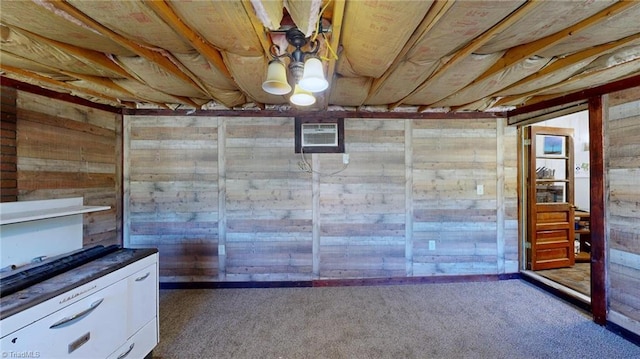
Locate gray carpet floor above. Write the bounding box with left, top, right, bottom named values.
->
left=154, top=279, right=639, bottom=359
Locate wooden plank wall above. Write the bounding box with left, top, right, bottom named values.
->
left=124, top=115, right=518, bottom=282
left=125, top=116, right=220, bottom=281
left=319, top=120, right=406, bottom=278
left=1, top=86, right=18, bottom=202
left=606, top=86, right=640, bottom=334
left=15, top=91, right=121, bottom=247
left=225, top=117, right=312, bottom=280
left=412, top=120, right=500, bottom=275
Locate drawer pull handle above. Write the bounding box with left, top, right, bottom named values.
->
left=50, top=298, right=104, bottom=329
left=117, top=343, right=135, bottom=359
left=135, top=272, right=150, bottom=281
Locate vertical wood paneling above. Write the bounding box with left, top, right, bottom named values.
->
left=126, top=116, right=219, bottom=281
left=319, top=120, right=406, bottom=278
left=606, top=86, right=640, bottom=332
left=122, top=115, right=519, bottom=282
left=1, top=86, right=18, bottom=202
left=225, top=117, right=313, bottom=280
left=15, top=91, right=120, bottom=246
left=496, top=118, right=506, bottom=274
left=312, top=154, right=321, bottom=276
left=218, top=119, right=227, bottom=279
left=412, top=120, right=499, bottom=275
left=405, top=119, right=414, bottom=276
left=504, top=123, right=519, bottom=273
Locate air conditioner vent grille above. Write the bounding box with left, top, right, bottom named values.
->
left=302, top=123, right=338, bottom=147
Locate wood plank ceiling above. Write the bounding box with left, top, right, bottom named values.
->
left=1, top=0, right=639, bottom=113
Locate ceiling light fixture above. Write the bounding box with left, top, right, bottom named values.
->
left=262, top=27, right=328, bottom=107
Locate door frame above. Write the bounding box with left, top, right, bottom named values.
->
left=512, top=97, right=606, bottom=324
left=525, top=126, right=576, bottom=271
left=588, top=96, right=606, bottom=325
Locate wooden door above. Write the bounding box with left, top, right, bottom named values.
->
left=526, top=126, right=575, bottom=270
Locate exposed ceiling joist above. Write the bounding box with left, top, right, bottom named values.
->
left=5, top=26, right=204, bottom=109
left=45, top=0, right=211, bottom=99
left=321, top=0, right=346, bottom=109
left=144, top=0, right=232, bottom=80
left=498, top=58, right=640, bottom=107
left=1, top=1, right=637, bottom=113
left=241, top=0, right=276, bottom=59
left=237, top=0, right=279, bottom=109
left=12, top=27, right=135, bottom=81
left=489, top=33, right=640, bottom=108
left=392, top=1, right=543, bottom=111
left=1, top=52, right=136, bottom=98
left=445, top=0, right=637, bottom=110
left=0, top=64, right=127, bottom=107
left=363, top=0, right=455, bottom=105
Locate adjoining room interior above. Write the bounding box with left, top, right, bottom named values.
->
left=1, top=1, right=640, bottom=357
left=521, top=110, right=593, bottom=299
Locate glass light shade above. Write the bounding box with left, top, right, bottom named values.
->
left=262, top=60, right=292, bottom=95
left=290, top=85, right=316, bottom=106
left=299, top=57, right=328, bottom=92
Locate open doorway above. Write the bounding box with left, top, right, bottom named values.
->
left=519, top=110, right=591, bottom=303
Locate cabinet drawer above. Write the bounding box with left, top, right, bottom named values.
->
left=107, top=318, right=158, bottom=359
left=127, top=263, right=157, bottom=336
left=1, top=280, right=127, bottom=358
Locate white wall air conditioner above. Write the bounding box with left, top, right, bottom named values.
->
left=301, top=123, right=338, bottom=147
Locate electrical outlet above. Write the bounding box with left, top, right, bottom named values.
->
left=477, top=184, right=484, bottom=195
left=429, top=240, right=436, bottom=251
left=342, top=153, right=350, bottom=164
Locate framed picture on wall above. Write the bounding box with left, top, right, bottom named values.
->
left=543, top=135, right=564, bottom=155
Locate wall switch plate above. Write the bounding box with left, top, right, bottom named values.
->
left=477, top=184, right=484, bottom=195
left=428, top=240, right=436, bottom=251
left=343, top=153, right=350, bottom=164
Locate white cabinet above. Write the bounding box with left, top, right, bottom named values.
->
left=1, top=280, right=127, bottom=358
left=0, top=198, right=157, bottom=359
left=127, top=264, right=157, bottom=337
left=107, top=318, right=158, bottom=359
left=0, top=253, right=159, bottom=359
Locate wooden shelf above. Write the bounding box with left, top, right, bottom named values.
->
left=1, top=197, right=111, bottom=268
left=0, top=205, right=110, bottom=225
left=537, top=155, right=569, bottom=160
left=536, top=179, right=569, bottom=183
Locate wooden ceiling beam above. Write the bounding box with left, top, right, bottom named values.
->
left=12, top=27, right=136, bottom=81
left=237, top=0, right=278, bottom=110
left=321, top=0, right=346, bottom=109
left=391, top=0, right=543, bottom=111
left=45, top=1, right=210, bottom=99
left=0, top=64, right=125, bottom=106
left=363, top=0, right=455, bottom=105
left=3, top=26, right=201, bottom=109
left=467, top=33, right=640, bottom=110
left=449, top=0, right=636, bottom=111
left=144, top=0, right=232, bottom=79
left=496, top=58, right=640, bottom=108
left=241, top=0, right=277, bottom=59
left=59, top=69, right=200, bottom=108
left=1, top=51, right=135, bottom=98
left=507, top=73, right=640, bottom=118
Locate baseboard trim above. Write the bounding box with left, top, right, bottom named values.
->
left=606, top=320, right=640, bottom=346
left=520, top=270, right=591, bottom=312
left=160, top=273, right=521, bottom=289
left=160, top=281, right=312, bottom=289
left=313, top=273, right=520, bottom=287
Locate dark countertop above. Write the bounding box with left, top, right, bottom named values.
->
left=0, top=248, right=157, bottom=320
